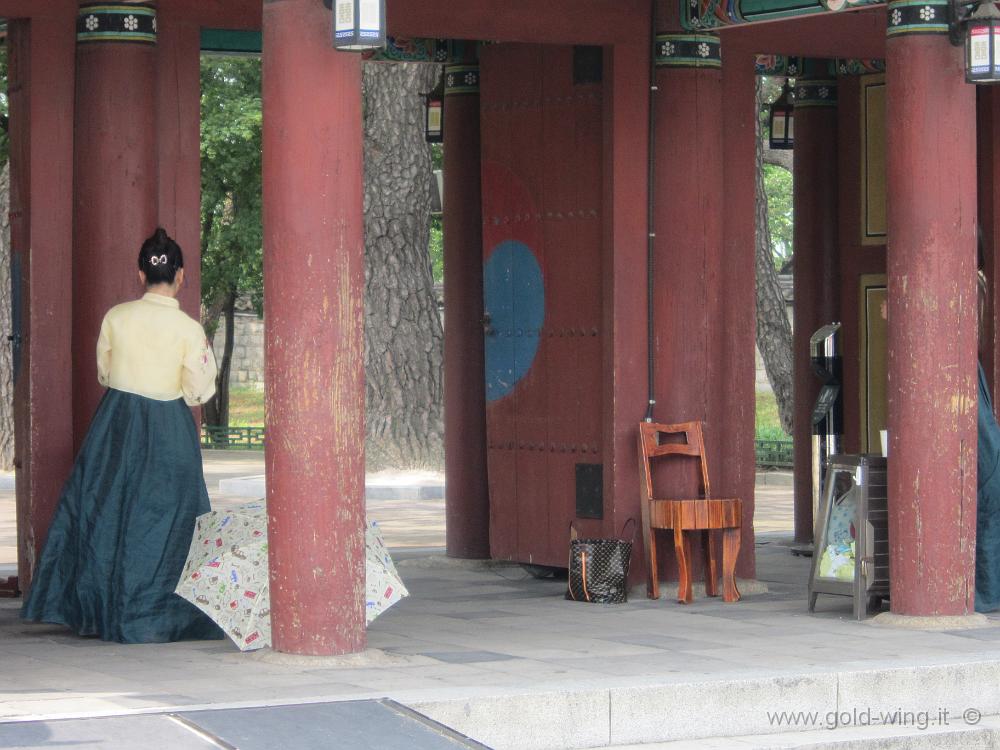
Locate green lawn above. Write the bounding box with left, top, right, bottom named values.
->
left=228, top=386, right=266, bottom=427
left=756, top=390, right=790, bottom=440
left=223, top=384, right=789, bottom=440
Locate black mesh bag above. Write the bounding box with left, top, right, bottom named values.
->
left=565, top=519, right=636, bottom=604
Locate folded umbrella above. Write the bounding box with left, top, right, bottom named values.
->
left=175, top=502, right=408, bottom=651
left=175, top=502, right=271, bottom=651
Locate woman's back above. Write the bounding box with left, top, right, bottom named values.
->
left=98, top=293, right=215, bottom=405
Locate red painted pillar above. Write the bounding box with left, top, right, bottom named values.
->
left=650, top=30, right=725, bottom=576
left=885, top=4, right=978, bottom=616
left=9, top=9, right=77, bottom=593
left=792, top=65, right=840, bottom=544
left=443, top=63, right=490, bottom=559
left=602, top=40, right=649, bottom=577
left=72, top=1, right=158, bottom=448
left=155, top=5, right=202, bottom=321
left=720, top=47, right=757, bottom=578
left=263, top=0, right=366, bottom=655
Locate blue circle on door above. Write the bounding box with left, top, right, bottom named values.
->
left=484, top=240, right=545, bottom=402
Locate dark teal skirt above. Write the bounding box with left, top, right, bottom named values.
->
left=978, top=363, right=1000, bottom=613
left=21, top=389, right=223, bottom=643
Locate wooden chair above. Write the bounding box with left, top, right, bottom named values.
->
left=638, top=421, right=741, bottom=604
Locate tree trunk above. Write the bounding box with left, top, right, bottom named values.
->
left=201, top=292, right=227, bottom=343
left=203, top=289, right=236, bottom=437
left=0, top=163, right=11, bottom=470
left=362, top=62, right=444, bottom=469
left=754, top=79, right=795, bottom=434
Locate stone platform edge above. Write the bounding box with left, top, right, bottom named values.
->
left=6, top=658, right=1000, bottom=750
left=405, top=658, right=1000, bottom=750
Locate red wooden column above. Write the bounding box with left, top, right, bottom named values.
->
left=155, top=5, right=202, bottom=320
left=885, top=2, right=978, bottom=617
left=263, top=0, right=366, bottom=655
left=719, top=47, right=757, bottom=578
left=72, top=2, right=159, bottom=448
left=8, top=7, right=77, bottom=593
left=792, top=64, right=840, bottom=544
left=602, top=40, right=649, bottom=579
left=443, top=63, right=490, bottom=559
left=650, top=29, right=725, bottom=576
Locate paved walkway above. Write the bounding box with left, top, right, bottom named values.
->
left=0, top=451, right=793, bottom=573
left=2, top=534, right=1000, bottom=748
left=14, top=454, right=996, bottom=747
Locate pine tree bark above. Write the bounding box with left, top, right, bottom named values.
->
left=362, top=62, right=444, bottom=469
left=0, top=163, right=11, bottom=469
left=754, top=79, right=795, bottom=434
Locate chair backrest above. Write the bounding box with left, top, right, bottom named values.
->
left=637, top=421, right=712, bottom=501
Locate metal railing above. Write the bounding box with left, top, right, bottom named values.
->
left=201, top=426, right=793, bottom=467
left=754, top=439, right=793, bottom=468
left=201, top=425, right=265, bottom=450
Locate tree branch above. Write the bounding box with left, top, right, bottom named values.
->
left=762, top=141, right=793, bottom=172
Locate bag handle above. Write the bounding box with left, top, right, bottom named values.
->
left=571, top=519, right=636, bottom=542
left=619, top=517, right=637, bottom=543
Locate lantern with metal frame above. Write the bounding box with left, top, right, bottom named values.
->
left=330, top=0, right=386, bottom=51
left=951, top=0, right=1000, bottom=83
left=768, top=81, right=795, bottom=150
left=424, top=73, right=444, bottom=144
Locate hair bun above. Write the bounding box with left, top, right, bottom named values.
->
left=151, top=227, right=169, bottom=250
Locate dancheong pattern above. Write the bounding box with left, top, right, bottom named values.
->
left=77, top=3, right=156, bottom=44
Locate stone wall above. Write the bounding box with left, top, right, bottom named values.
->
left=212, top=312, right=265, bottom=390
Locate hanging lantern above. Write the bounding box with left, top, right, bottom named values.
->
left=966, top=1, right=1000, bottom=83
left=424, top=74, right=444, bottom=144
left=768, top=81, right=795, bottom=150
left=331, top=0, right=386, bottom=51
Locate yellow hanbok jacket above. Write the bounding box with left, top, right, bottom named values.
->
left=96, top=292, right=217, bottom=406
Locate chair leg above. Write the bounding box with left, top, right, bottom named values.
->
left=674, top=527, right=693, bottom=604
left=703, top=530, right=719, bottom=597
left=721, top=527, right=741, bottom=603
left=644, top=519, right=659, bottom=600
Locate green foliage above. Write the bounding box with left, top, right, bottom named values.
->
left=200, top=56, right=263, bottom=328
left=758, top=76, right=784, bottom=131
left=429, top=144, right=443, bottom=282
left=759, top=75, right=794, bottom=270
left=764, top=163, right=793, bottom=268
left=0, top=43, right=9, bottom=165
left=429, top=215, right=443, bottom=283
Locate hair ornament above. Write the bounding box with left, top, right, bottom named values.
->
left=149, top=253, right=168, bottom=267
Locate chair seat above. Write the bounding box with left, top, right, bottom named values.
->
left=648, top=498, right=741, bottom=530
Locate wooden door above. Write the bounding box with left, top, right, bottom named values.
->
left=480, top=44, right=604, bottom=566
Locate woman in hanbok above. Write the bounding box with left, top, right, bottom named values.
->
left=22, top=228, right=223, bottom=642
left=977, top=267, right=1000, bottom=612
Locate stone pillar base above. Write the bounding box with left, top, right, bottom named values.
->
left=872, top=612, right=991, bottom=631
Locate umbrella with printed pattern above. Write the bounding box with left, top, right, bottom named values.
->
left=176, top=502, right=407, bottom=651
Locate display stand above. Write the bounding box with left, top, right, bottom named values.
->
left=807, top=454, right=889, bottom=620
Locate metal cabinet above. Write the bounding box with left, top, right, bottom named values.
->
left=808, top=454, right=889, bottom=620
